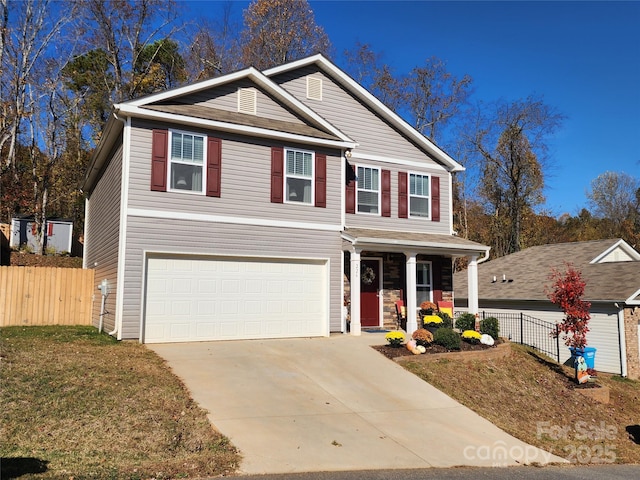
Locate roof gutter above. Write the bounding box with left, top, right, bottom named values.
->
left=82, top=112, right=126, bottom=194
left=341, top=233, right=490, bottom=257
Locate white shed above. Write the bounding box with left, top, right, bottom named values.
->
left=10, top=217, right=73, bottom=255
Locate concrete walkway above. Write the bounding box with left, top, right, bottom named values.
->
left=149, top=333, right=566, bottom=475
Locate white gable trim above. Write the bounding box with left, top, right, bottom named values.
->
left=126, top=67, right=259, bottom=106
left=265, top=54, right=464, bottom=173
left=590, top=239, right=640, bottom=264
left=114, top=103, right=357, bottom=150
left=626, top=288, right=640, bottom=305
left=350, top=150, right=448, bottom=172
left=123, top=67, right=354, bottom=144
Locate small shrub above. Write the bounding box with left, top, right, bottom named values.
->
left=455, top=313, right=476, bottom=332
left=411, top=328, right=433, bottom=347
left=433, top=328, right=461, bottom=350
left=461, top=330, right=481, bottom=344
left=385, top=331, right=405, bottom=347
left=480, top=317, right=500, bottom=340
left=436, top=311, right=453, bottom=329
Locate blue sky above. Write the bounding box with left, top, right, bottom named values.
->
left=185, top=0, right=640, bottom=217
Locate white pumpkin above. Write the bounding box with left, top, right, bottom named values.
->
left=417, top=345, right=426, bottom=353
left=480, top=334, right=495, bottom=346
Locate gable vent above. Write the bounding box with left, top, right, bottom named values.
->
left=238, top=88, right=257, bottom=114
left=307, top=76, right=322, bottom=101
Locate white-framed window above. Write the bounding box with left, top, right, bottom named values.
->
left=357, top=165, right=380, bottom=214
left=416, top=261, right=433, bottom=307
left=169, top=130, right=205, bottom=193
left=409, top=173, right=430, bottom=218
left=285, top=148, right=314, bottom=204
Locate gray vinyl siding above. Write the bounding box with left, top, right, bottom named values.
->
left=171, top=79, right=305, bottom=125
left=455, top=300, right=623, bottom=375
left=273, top=67, right=440, bottom=163
left=272, top=67, right=451, bottom=234
left=127, top=119, right=342, bottom=227
left=84, top=143, right=123, bottom=333
left=118, top=217, right=343, bottom=340
left=348, top=158, right=450, bottom=234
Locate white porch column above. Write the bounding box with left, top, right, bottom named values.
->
left=467, top=255, right=479, bottom=315
left=349, top=248, right=362, bottom=336
left=405, top=251, right=418, bottom=335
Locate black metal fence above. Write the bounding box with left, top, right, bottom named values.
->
left=480, top=311, right=561, bottom=363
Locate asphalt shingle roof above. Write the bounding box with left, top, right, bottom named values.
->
left=454, top=239, right=640, bottom=303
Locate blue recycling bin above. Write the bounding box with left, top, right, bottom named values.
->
left=569, top=347, right=597, bottom=369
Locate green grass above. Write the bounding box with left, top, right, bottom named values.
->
left=0, top=326, right=240, bottom=479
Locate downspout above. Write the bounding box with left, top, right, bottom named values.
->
left=477, top=247, right=491, bottom=264
left=108, top=111, right=127, bottom=338
left=615, top=303, right=628, bottom=377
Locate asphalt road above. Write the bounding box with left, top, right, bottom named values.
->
left=234, top=465, right=640, bottom=480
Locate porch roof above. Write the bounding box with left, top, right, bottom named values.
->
left=341, top=228, right=490, bottom=257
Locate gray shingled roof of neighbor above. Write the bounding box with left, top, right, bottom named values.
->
left=454, top=239, right=640, bottom=303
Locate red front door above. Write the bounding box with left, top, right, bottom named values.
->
left=360, top=258, right=380, bottom=327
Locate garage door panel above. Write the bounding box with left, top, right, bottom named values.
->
left=144, top=256, right=328, bottom=343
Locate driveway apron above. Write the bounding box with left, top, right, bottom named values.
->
left=148, top=334, right=565, bottom=474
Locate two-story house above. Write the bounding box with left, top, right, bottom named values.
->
left=82, top=54, right=489, bottom=343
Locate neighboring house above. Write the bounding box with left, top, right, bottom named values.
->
left=9, top=216, right=73, bottom=255
left=82, top=54, right=489, bottom=344
left=454, top=239, right=640, bottom=378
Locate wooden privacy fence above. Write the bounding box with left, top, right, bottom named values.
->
left=0, top=266, right=94, bottom=326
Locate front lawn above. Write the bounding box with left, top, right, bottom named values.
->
left=401, top=344, right=640, bottom=464
left=0, top=326, right=240, bottom=479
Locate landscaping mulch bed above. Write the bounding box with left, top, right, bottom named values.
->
left=373, top=338, right=501, bottom=360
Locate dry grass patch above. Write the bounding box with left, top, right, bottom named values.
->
left=0, top=326, right=240, bottom=479
left=401, top=344, right=640, bottom=465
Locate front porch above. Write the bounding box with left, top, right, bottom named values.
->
left=341, top=228, right=490, bottom=335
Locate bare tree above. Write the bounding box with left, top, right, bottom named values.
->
left=0, top=0, right=72, bottom=174
left=403, top=57, right=472, bottom=143
left=343, top=42, right=403, bottom=112
left=468, top=96, right=564, bottom=255
left=586, top=171, right=640, bottom=238
left=240, top=0, right=331, bottom=70
left=185, top=2, right=243, bottom=80
left=79, top=0, right=180, bottom=105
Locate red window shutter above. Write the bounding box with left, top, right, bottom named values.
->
left=381, top=169, right=391, bottom=217
left=315, top=153, right=326, bottom=208
left=151, top=129, right=168, bottom=191
left=206, top=137, right=222, bottom=197
left=271, top=147, right=284, bottom=203
left=345, top=181, right=355, bottom=214
left=431, top=176, right=440, bottom=222
left=398, top=171, right=408, bottom=218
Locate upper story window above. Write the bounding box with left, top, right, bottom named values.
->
left=409, top=173, right=430, bottom=218
left=285, top=148, right=314, bottom=204
left=169, top=131, right=205, bottom=193
left=357, top=166, right=380, bottom=214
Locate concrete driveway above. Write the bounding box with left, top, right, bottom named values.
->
left=149, top=333, right=566, bottom=475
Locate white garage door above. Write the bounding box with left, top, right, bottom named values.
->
left=144, top=256, right=328, bottom=343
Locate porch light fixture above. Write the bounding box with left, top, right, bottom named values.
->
left=345, top=149, right=352, bottom=158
